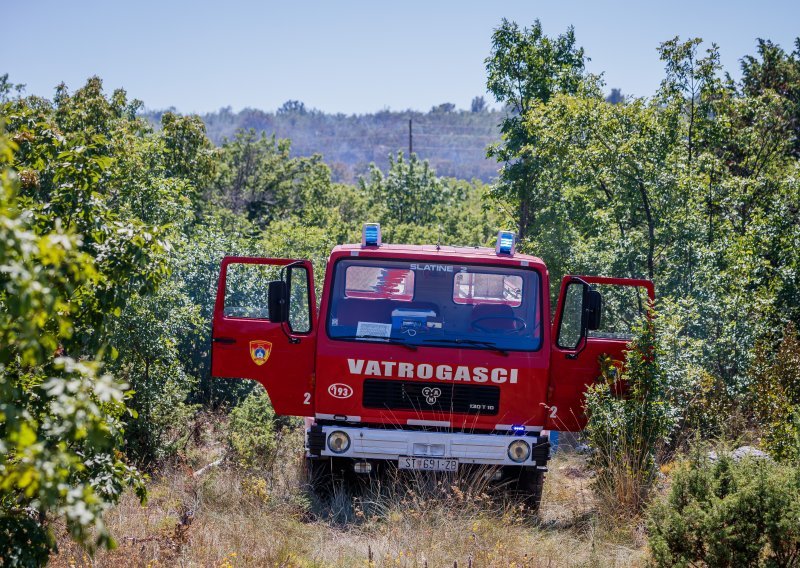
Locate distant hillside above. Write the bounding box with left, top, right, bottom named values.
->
left=143, top=103, right=504, bottom=183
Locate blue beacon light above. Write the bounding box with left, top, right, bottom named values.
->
left=362, top=223, right=382, bottom=247
left=496, top=230, right=516, bottom=256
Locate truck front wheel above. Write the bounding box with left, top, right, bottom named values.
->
left=506, top=467, right=545, bottom=513
left=305, top=457, right=363, bottom=498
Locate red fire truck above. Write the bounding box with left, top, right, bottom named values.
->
left=211, top=224, right=654, bottom=508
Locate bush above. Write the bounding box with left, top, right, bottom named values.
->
left=109, top=283, right=202, bottom=464
left=583, top=315, right=672, bottom=517
left=752, top=323, right=800, bottom=463
left=227, top=387, right=277, bottom=469
left=648, top=449, right=800, bottom=567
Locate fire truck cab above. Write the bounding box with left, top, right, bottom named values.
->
left=211, top=224, right=654, bottom=507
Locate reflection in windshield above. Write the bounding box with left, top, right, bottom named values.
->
left=327, top=259, right=541, bottom=351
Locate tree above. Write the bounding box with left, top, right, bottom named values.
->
left=160, top=111, right=217, bottom=203
left=584, top=316, right=671, bottom=516
left=213, top=129, right=332, bottom=227
left=0, top=74, right=24, bottom=102
left=741, top=38, right=800, bottom=158
left=648, top=450, right=800, bottom=567
left=359, top=152, right=449, bottom=227
left=431, top=102, right=456, bottom=113
left=277, top=100, right=307, bottom=115
left=658, top=37, right=725, bottom=172
left=485, top=18, right=590, bottom=240
left=0, top=128, right=146, bottom=563
left=470, top=96, right=487, bottom=113
left=605, top=88, right=624, bottom=104
left=751, top=324, right=800, bottom=463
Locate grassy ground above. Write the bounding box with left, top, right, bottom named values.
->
left=51, top=417, right=649, bottom=567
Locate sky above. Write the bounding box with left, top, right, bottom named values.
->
left=3, top=0, right=798, bottom=115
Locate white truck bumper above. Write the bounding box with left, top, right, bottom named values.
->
left=307, top=424, right=550, bottom=469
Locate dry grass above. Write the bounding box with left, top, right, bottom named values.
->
left=50, top=419, right=649, bottom=568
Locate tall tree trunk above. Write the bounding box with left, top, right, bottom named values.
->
left=518, top=198, right=530, bottom=241
left=687, top=93, right=695, bottom=172
left=637, top=181, right=656, bottom=281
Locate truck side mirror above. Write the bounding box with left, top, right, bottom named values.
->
left=585, top=288, right=603, bottom=331
left=268, top=280, right=289, bottom=323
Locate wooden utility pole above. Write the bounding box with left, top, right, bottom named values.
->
left=408, top=118, right=413, bottom=155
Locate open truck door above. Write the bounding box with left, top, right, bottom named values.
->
left=546, top=276, right=655, bottom=431
left=211, top=256, right=317, bottom=416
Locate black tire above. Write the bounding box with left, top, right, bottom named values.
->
left=506, top=467, right=545, bottom=513
left=306, top=457, right=362, bottom=497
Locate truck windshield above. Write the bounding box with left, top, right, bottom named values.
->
left=327, top=259, right=542, bottom=351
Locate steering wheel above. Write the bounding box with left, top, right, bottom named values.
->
left=472, top=316, right=527, bottom=334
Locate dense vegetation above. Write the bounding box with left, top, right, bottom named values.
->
left=1, top=17, right=800, bottom=567
left=487, top=21, right=800, bottom=441
left=0, top=71, right=502, bottom=563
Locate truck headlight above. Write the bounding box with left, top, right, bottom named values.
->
left=507, top=439, right=530, bottom=463
left=327, top=431, right=351, bottom=454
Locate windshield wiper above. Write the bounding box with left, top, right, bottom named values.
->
left=422, top=338, right=508, bottom=356
left=333, top=335, right=418, bottom=351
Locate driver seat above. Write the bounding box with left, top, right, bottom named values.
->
left=469, top=303, right=517, bottom=332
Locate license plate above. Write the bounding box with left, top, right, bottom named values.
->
left=398, top=457, right=458, bottom=472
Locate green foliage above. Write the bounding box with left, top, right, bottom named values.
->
left=172, top=214, right=264, bottom=407
left=741, top=38, right=800, bottom=158
left=0, top=129, right=145, bottom=562
left=358, top=152, right=502, bottom=247
left=489, top=23, right=800, bottom=435
left=0, top=74, right=25, bottom=103
left=583, top=315, right=672, bottom=516
left=227, top=388, right=277, bottom=469
left=0, top=515, right=51, bottom=567
left=360, top=152, right=446, bottom=226
left=648, top=449, right=800, bottom=567
left=213, top=129, right=331, bottom=227
left=5, top=81, right=172, bottom=350
left=0, top=75, right=238, bottom=560
left=107, top=282, right=202, bottom=463
left=752, top=324, right=800, bottom=463
left=160, top=111, right=216, bottom=192
left=486, top=18, right=590, bottom=240
left=1, top=21, right=798, bottom=560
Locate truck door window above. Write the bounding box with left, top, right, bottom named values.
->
left=557, top=282, right=584, bottom=349
left=224, top=263, right=283, bottom=320
left=288, top=265, right=312, bottom=333
left=557, top=282, right=650, bottom=349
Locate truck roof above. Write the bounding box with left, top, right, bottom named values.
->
left=331, top=243, right=546, bottom=266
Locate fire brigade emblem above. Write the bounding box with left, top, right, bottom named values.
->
left=422, top=387, right=441, bottom=405
left=249, top=340, right=272, bottom=366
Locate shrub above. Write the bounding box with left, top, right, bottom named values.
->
left=0, top=128, right=147, bottom=564
left=648, top=449, right=800, bottom=567
left=583, top=314, right=672, bottom=517
left=752, top=323, right=800, bottom=463
left=109, top=283, right=202, bottom=464
left=227, top=387, right=277, bottom=469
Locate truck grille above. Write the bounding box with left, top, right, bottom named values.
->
left=362, top=379, right=500, bottom=415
